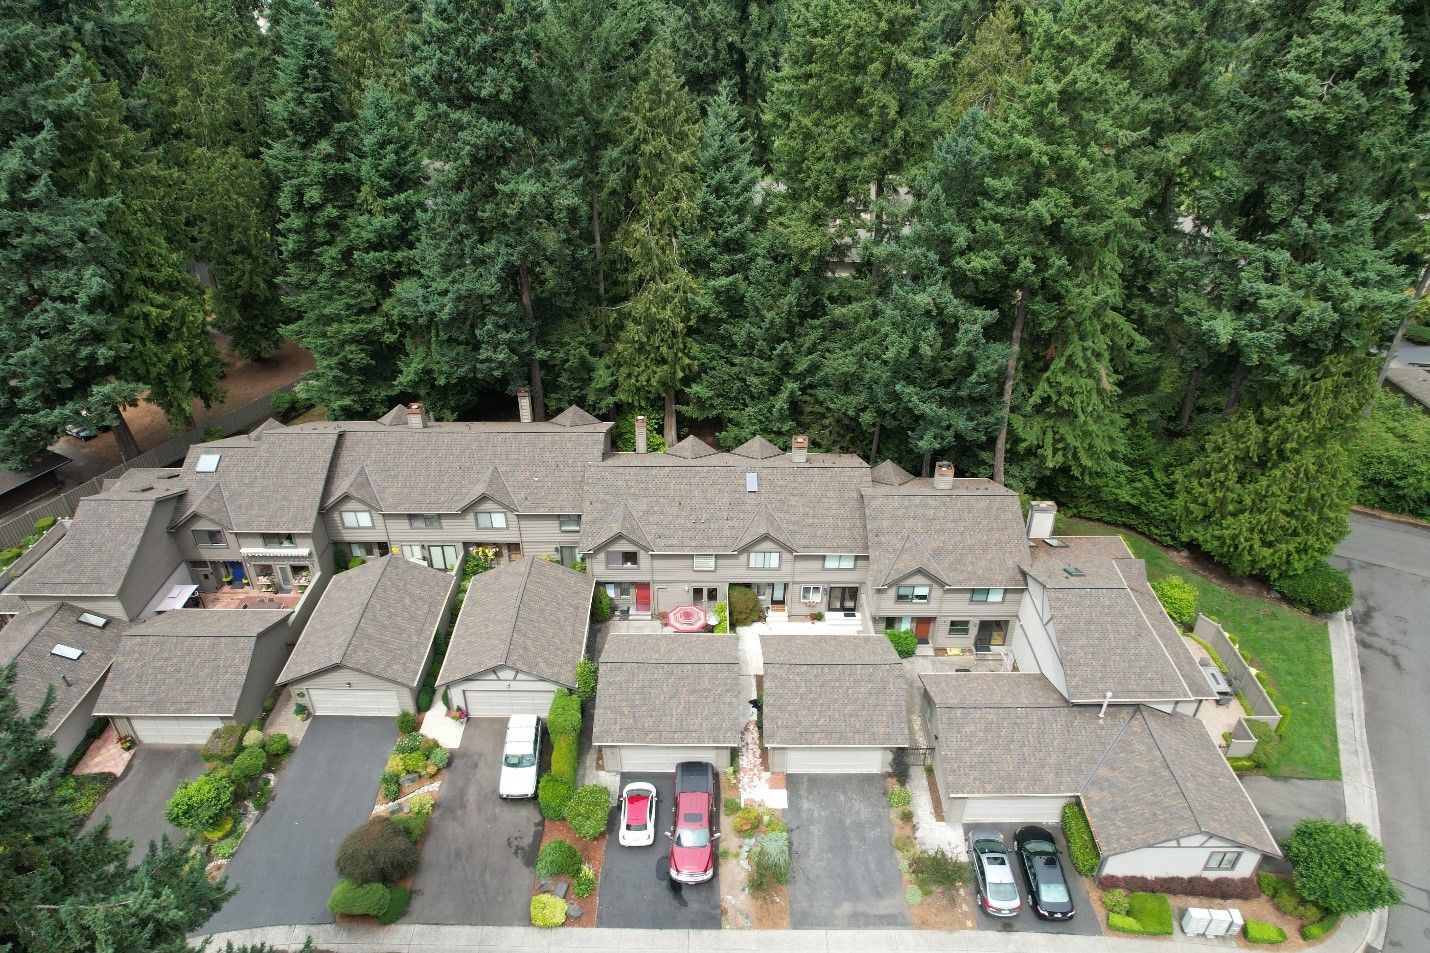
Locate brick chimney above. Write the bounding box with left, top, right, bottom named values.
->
left=634, top=415, right=648, bottom=453
left=791, top=434, right=809, bottom=464
left=1027, top=501, right=1057, bottom=540
left=933, top=460, right=955, bottom=490
left=405, top=402, right=428, bottom=429
left=516, top=387, right=533, bottom=424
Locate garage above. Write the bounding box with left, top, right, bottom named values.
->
left=307, top=687, right=401, bottom=717
left=129, top=716, right=224, bottom=745
left=461, top=682, right=556, bottom=717
left=956, top=795, right=1071, bottom=824
left=775, top=746, right=888, bottom=774
left=602, top=745, right=732, bottom=773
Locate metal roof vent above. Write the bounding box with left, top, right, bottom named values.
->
left=1063, top=566, right=1085, bottom=577
left=1042, top=537, right=1068, bottom=548
left=51, top=644, right=84, bottom=660
left=76, top=612, right=109, bottom=628
left=745, top=472, right=759, bottom=492
left=158, top=472, right=180, bottom=480
left=196, top=453, right=221, bottom=472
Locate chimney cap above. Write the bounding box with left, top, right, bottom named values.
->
left=516, top=386, right=529, bottom=396
left=935, top=460, right=954, bottom=473
left=792, top=434, right=809, bottom=448
left=407, top=402, right=423, bottom=411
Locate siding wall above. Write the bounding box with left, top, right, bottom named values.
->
left=49, top=677, right=106, bottom=760
left=116, top=497, right=185, bottom=620
left=233, top=623, right=299, bottom=725
left=325, top=505, right=584, bottom=566
left=1099, top=836, right=1263, bottom=879
left=1014, top=582, right=1068, bottom=696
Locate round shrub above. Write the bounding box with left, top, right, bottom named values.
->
left=1274, top=563, right=1354, bottom=615
left=392, top=811, right=429, bottom=843
left=263, top=732, right=290, bottom=757
left=732, top=806, right=761, bottom=835
left=418, top=735, right=438, bottom=754
left=1102, top=888, right=1131, bottom=916
left=385, top=755, right=405, bottom=776
left=1150, top=575, right=1198, bottom=626
left=202, top=814, right=235, bottom=842
left=400, top=751, right=427, bottom=773
left=200, top=724, right=245, bottom=763
left=564, top=785, right=612, bottom=840
left=407, top=792, right=435, bottom=816
left=547, top=691, right=582, bottom=740
left=429, top=746, right=450, bottom=769
left=241, top=728, right=264, bottom=749
left=886, top=629, right=917, bottom=659
left=887, top=785, right=912, bottom=808
left=531, top=893, right=566, bottom=928
left=210, top=834, right=241, bottom=859
left=535, top=838, right=583, bottom=879
left=393, top=733, right=423, bottom=755
left=396, top=710, right=418, bottom=735
left=538, top=774, right=572, bottom=820
left=1285, top=819, right=1400, bottom=915
left=230, top=745, right=267, bottom=783
left=328, top=878, right=390, bottom=917
left=573, top=863, right=596, bottom=898
left=165, top=773, right=236, bottom=832
left=335, top=817, right=419, bottom=885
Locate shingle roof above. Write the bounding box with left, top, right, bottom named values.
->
left=761, top=635, right=908, bottom=747
left=278, top=556, right=456, bottom=689
left=666, top=435, right=719, bottom=459
left=1027, top=537, right=1210, bottom=703
left=170, top=429, right=339, bottom=531
left=6, top=493, right=178, bottom=598
left=549, top=405, right=602, bottom=427
left=863, top=480, right=1029, bottom=589
left=593, top=633, right=745, bottom=746
left=1, top=604, right=125, bottom=735
left=870, top=460, right=915, bottom=486
left=731, top=435, right=784, bottom=459
left=437, top=558, right=593, bottom=687
left=95, top=609, right=289, bottom=717
left=925, top=675, right=1277, bottom=856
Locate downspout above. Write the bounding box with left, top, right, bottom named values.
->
left=1099, top=690, right=1113, bottom=719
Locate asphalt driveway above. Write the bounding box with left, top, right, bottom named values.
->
left=198, top=716, right=394, bottom=935
left=407, top=718, right=542, bottom=925
left=599, top=772, right=721, bottom=928
left=784, top=774, right=909, bottom=928
left=964, top=822, right=1101, bottom=936
left=86, top=745, right=205, bottom=864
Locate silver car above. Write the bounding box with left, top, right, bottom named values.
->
left=970, top=828, right=1022, bottom=916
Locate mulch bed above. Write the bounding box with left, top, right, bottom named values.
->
left=923, top=767, right=944, bottom=822
left=533, top=819, right=603, bottom=927
left=890, top=802, right=970, bottom=930
left=718, top=807, right=789, bottom=929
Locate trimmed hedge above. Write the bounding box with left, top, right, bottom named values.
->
left=886, top=629, right=917, bottom=659
left=535, top=838, right=582, bottom=879
left=575, top=658, right=598, bottom=702
left=335, top=817, right=419, bottom=885
left=1273, top=563, right=1354, bottom=615
left=564, top=784, right=612, bottom=840
left=1101, top=888, right=1130, bottom=915
left=1128, top=892, right=1173, bottom=935
left=396, top=710, right=418, bottom=735
left=550, top=734, right=578, bottom=787
left=531, top=893, right=567, bottom=927
left=263, top=732, right=290, bottom=756
left=1062, top=801, right=1100, bottom=875
left=1097, top=874, right=1259, bottom=900
left=590, top=586, right=613, bottom=624
left=1244, top=920, right=1288, bottom=944
left=230, top=745, right=267, bottom=783
left=377, top=885, right=409, bottom=925
left=538, top=773, right=572, bottom=819
left=328, top=879, right=390, bottom=917
left=201, top=724, right=245, bottom=763
left=1107, top=912, right=1148, bottom=934
left=547, top=690, right=582, bottom=740
left=1301, top=914, right=1340, bottom=940
left=1151, top=575, right=1198, bottom=626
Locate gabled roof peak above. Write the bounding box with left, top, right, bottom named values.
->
left=731, top=435, right=783, bottom=459
left=549, top=404, right=602, bottom=427
left=666, top=434, right=719, bottom=459
left=871, top=459, right=915, bottom=485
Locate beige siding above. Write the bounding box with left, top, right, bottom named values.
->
left=18, top=595, right=128, bottom=618
left=1015, top=585, right=1067, bottom=694
left=324, top=506, right=390, bottom=544
left=602, top=745, right=732, bottom=772
left=290, top=668, right=415, bottom=711
left=117, top=498, right=185, bottom=620
left=233, top=624, right=299, bottom=725
left=178, top=515, right=244, bottom=561
left=1100, top=839, right=1263, bottom=879
left=49, top=677, right=106, bottom=760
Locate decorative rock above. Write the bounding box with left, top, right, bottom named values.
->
left=538, top=879, right=554, bottom=893
left=400, top=772, right=421, bottom=786
left=566, top=902, right=583, bottom=919
left=385, top=802, right=403, bottom=816
left=554, top=880, right=569, bottom=899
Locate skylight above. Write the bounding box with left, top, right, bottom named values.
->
left=1064, top=566, right=1085, bottom=577
left=745, top=472, right=759, bottom=492
left=76, top=612, right=109, bottom=628
left=1043, top=537, right=1068, bottom=548
left=51, top=644, right=84, bottom=660
left=196, top=453, right=221, bottom=473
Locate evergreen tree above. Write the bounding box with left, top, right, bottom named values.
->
left=609, top=44, right=702, bottom=444
left=332, top=0, right=415, bottom=105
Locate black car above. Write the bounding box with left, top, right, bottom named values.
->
left=1014, top=826, right=1075, bottom=920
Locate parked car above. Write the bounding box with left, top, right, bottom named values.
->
left=618, top=781, right=659, bottom=847
left=666, top=761, right=719, bottom=883
left=498, top=714, right=542, bottom=799
left=1014, top=826, right=1075, bottom=920
left=970, top=828, right=1022, bottom=917
left=65, top=411, right=98, bottom=440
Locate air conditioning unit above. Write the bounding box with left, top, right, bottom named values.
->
left=1181, top=908, right=1211, bottom=937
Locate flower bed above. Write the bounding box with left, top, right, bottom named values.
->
left=532, top=820, right=603, bottom=927
left=169, top=724, right=291, bottom=873
left=887, top=777, right=970, bottom=931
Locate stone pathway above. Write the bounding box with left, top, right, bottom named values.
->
left=262, top=687, right=310, bottom=746
left=908, top=769, right=963, bottom=857
left=72, top=723, right=133, bottom=777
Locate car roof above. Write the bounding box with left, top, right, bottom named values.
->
left=508, top=713, right=538, bottom=728
left=982, top=853, right=1016, bottom=884
left=1015, top=824, right=1056, bottom=845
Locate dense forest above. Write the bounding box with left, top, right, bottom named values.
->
left=1, top=0, right=1425, bottom=583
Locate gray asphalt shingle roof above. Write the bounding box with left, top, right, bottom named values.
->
left=171, top=429, right=339, bottom=532
left=95, top=609, right=290, bottom=717
left=437, top=557, right=592, bottom=687
left=5, top=493, right=179, bottom=597
left=761, top=635, right=908, bottom=747
left=278, top=556, right=456, bottom=689
left=1, top=604, right=125, bottom=734
left=925, top=673, right=1277, bottom=856
left=593, top=633, right=745, bottom=746
left=863, top=480, right=1029, bottom=589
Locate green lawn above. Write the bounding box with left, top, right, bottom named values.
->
left=1057, top=515, right=1340, bottom=780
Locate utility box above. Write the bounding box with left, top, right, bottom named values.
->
left=1229, top=909, right=1245, bottom=936
left=1181, top=907, right=1212, bottom=936
left=1206, top=908, right=1234, bottom=937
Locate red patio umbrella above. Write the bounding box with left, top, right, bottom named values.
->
left=666, top=604, right=709, bottom=632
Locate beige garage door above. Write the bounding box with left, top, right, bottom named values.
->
left=129, top=716, right=223, bottom=744
left=782, top=747, right=886, bottom=773
left=608, top=745, right=731, bottom=773
left=463, top=685, right=556, bottom=717
left=308, top=687, right=401, bottom=716
left=962, top=796, right=1070, bottom=823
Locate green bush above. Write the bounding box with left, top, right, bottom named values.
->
left=1351, top=390, right=1430, bottom=521
left=887, top=785, right=912, bottom=808
left=417, top=686, right=434, bottom=712
left=1272, top=886, right=1324, bottom=922
left=430, top=746, right=450, bottom=769
left=575, top=658, right=598, bottom=702
left=1227, top=756, right=1258, bottom=772
left=535, top=838, right=583, bottom=879
left=892, top=833, right=915, bottom=855
left=548, top=690, right=582, bottom=740
left=728, top=585, right=762, bottom=628
left=732, top=806, right=762, bottom=834
left=908, top=850, right=968, bottom=892
left=1274, top=563, right=1354, bottom=615
left=1151, top=575, right=1198, bottom=626
left=1405, top=321, right=1430, bottom=345
left=270, top=391, right=296, bottom=417
left=712, top=600, right=729, bottom=633
left=1102, top=887, right=1131, bottom=915
left=1107, top=912, right=1147, bottom=934
left=723, top=796, right=742, bottom=815
left=328, top=878, right=390, bottom=917
left=400, top=751, right=427, bottom=773
left=885, top=628, right=917, bottom=659
left=202, top=814, right=235, bottom=842
left=252, top=778, right=273, bottom=809
left=550, top=733, right=578, bottom=786
left=564, top=785, right=612, bottom=839
left=393, top=733, right=423, bottom=755
left=752, top=831, right=790, bottom=884
left=538, top=774, right=573, bottom=819
left=904, top=883, right=923, bottom=906
left=407, top=792, right=435, bottom=816
left=1286, top=819, right=1401, bottom=915
left=1300, top=914, right=1340, bottom=940
left=590, top=585, right=613, bottom=624
left=335, top=817, right=419, bottom=885
left=1243, top=920, right=1288, bottom=944
left=1062, top=801, right=1100, bottom=875
left=165, top=773, right=236, bottom=832
left=380, top=773, right=400, bottom=801
left=241, top=728, right=264, bottom=749
left=33, top=515, right=57, bottom=533
left=200, top=724, right=245, bottom=763
left=263, top=732, right=290, bottom=756
left=396, top=710, right=418, bottom=735
left=1258, top=871, right=1286, bottom=896
left=392, top=811, right=429, bottom=843
left=1246, top=718, right=1284, bottom=772
left=57, top=774, right=112, bottom=820
left=230, top=745, right=267, bottom=783
left=573, top=863, right=597, bottom=899
left=531, top=893, right=567, bottom=928
left=377, top=884, right=409, bottom=924
left=210, top=834, right=241, bottom=859
left=0, top=548, right=22, bottom=569
left=1128, top=892, right=1173, bottom=935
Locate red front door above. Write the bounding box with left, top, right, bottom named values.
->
left=914, top=618, right=932, bottom=641
left=635, top=583, right=651, bottom=613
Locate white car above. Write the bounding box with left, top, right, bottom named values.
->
left=498, top=714, right=542, bottom=799
left=618, top=781, right=658, bottom=847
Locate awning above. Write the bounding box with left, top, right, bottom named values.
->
left=240, top=547, right=312, bottom=559
left=155, top=584, right=198, bottom=612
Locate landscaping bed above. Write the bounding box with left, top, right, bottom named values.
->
left=887, top=780, right=969, bottom=930
left=532, top=820, right=602, bottom=927
left=719, top=801, right=789, bottom=929
left=1087, top=879, right=1338, bottom=948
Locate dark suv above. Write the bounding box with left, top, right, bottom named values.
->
left=667, top=762, right=719, bottom=884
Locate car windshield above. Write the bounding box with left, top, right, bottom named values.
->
left=988, top=882, right=1020, bottom=903
left=1039, top=882, right=1071, bottom=904
left=1024, top=839, right=1057, bottom=854
left=503, top=753, right=536, bottom=768
left=675, top=828, right=710, bottom=848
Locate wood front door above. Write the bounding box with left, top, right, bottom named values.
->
left=634, top=583, right=651, bottom=613
left=913, top=617, right=933, bottom=642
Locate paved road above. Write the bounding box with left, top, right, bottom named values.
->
left=1334, top=513, right=1430, bottom=952
left=407, top=718, right=541, bottom=925
left=199, top=717, right=394, bottom=935
left=86, top=746, right=205, bottom=864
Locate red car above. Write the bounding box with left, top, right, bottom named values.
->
left=667, top=761, right=720, bottom=884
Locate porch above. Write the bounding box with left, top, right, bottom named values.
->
left=1183, top=635, right=1246, bottom=746
left=198, top=586, right=301, bottom=610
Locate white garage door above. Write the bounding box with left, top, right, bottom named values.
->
left=130, top=716, right=223, bottom=744
left=962, top=796, right=1070, bottom=824
left=608, top=745, right=731, bottom=773
left=308, top=687, right=401, bottom=716
left=463, top=683, right=557, bottom=717
left=782, top=747, right=887, bottom=773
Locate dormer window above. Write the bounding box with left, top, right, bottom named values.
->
left=748, top=552, right=780, bottom=570
left=559, top=514, right=581, bottom=532
left=606, top=550, right=639, bottom=569
left=823, top=554, right=855, bottom=570
left=972, top=588, right=1005, bottom=603
left=408, top=514, right=441, bottom=529
left=476, top=511, right=508, bottom=529
left=340, top=510, right=373, bottom=528
left=193, top=529, right=226, bottom=547
left=895, top=585, right=930, bottom=603
left=262, top=533, right=295, bottom=548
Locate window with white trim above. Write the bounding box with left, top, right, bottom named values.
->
left=693, top=554, right=716, bottom=571
left=340, top=510, right=373, bottom=528
left=476, top=511, right=508, bottom=529
left=971, top=587, right=1005, bottom=603
left=800, top=585, right=823, bottom=603
left=261, top=533, right=295, bottom=548
left=559, top=514, right=581, bottom=532
left=1204, top=851, right=1242, bottom=871
left=896, top=585, right=931, bottom=603
left=748, top=551, right=781, bottom=570
left=948, top=620, right=972, bottom=639
left=823, top=554, right=855, bottom=570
